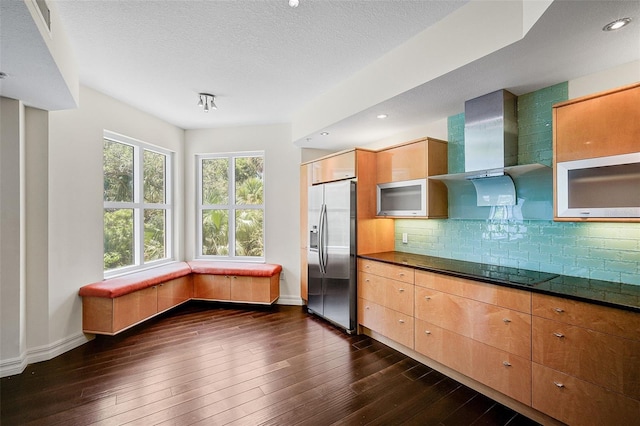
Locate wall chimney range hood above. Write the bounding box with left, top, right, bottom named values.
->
left=431, top=89, right=550, bottom=208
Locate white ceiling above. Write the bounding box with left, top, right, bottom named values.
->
left=3, top=0, right=639, bottom=151
left=52, top=0, right=469, bottom=129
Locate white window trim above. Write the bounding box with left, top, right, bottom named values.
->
left=103, top=130, right=175, bottom=277
left=196, top=151, right=266, bottom=262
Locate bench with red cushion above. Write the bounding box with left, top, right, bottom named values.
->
left=187, top=260, right=282, bottom=277
left=79, top=260, right=282, bottom=335
left=79, top=262, right=192, bottom=298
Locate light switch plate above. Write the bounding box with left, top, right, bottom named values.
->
left=402, top=233, right=408, bottom=244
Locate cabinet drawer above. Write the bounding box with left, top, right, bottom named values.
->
left=383, top=307, right=414, bottom=349
left=532, top=293, right=640, bottom=341
left=157, top=276, right=193, bottom=312
left=470, top=339, right=531, bottom=405
left=532, top=363, right=640, bottom=426
left=358, top=298, right=383, bottom=333
left=358, top=259, right=414, bottom=284
left=472, top=303, right=531, bottom=360
left=358, top=271, right=387, bottom=306
left=193, top=275, right=230, bottom=300
left=532, top=316, right=640, bottom=399
left=414, top=318, right=473, bottom=376
left=415, top=270, right=531, bottom=313
left=415, top=287, right=531, bottom=359
left=414, top=286, right=474, bottom=337
left=384, top=280, right=414, bottom=316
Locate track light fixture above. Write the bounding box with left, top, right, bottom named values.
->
left=197, top=93, right=217, bottom=112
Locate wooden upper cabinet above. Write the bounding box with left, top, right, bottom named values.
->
left=553, top=83, right=640, bottom=163
left=376, top=138, right=448, bottom=183
left=375, top=138, right=449, bottom=218
left=311, top=150, right=356, bottom=184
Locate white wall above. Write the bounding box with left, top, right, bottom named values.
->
left=0, top=97, right=27, bottom=367
left=47, top=86, right=185, bottom=346
left=185, top=124, right=302, bottom=305
left=569, top=60, right=640, bottom=98
left=0, top=86, right=185, bottom=376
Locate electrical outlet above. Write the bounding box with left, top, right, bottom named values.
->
left=402, top=233, right=408, bottom=244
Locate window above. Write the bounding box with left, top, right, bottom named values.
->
left=103, top=131, right=173, bottom=275
left=197, top=152, right=264, bottom=261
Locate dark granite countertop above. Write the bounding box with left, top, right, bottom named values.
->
left=359, top=251, right=640, bottom=313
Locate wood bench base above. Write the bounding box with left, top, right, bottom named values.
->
left=80, top=261, right=282, bottom=335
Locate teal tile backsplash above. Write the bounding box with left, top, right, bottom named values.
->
left=395, top=82, right=640, bottom=286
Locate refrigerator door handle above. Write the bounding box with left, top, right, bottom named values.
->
left=318, top=203, right=327, bottom=274
left=321, top=203, right=328, bottom=272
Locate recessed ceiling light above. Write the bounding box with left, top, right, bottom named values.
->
left=603, top=18, right=631, bottom=31
left=377, top=114, right=388, bottom=119
left=320, top=132, right=329, bottom=136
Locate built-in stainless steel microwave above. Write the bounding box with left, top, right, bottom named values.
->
left=556, top=152, right=640, bottom=218
left=376, top=178, right=427, bottom=216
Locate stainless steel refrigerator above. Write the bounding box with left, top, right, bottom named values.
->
left=307, top=179, right=357, bottom=333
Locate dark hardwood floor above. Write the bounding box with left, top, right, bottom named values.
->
left=1, top=302, right=540, bottom=425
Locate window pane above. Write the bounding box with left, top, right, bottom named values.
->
left=202, top=209, right=229, bottom=255
left=235, top=209, right=264, bottom=257
left=144, top=209, right=165, bottom=262
left=202, top=158, right=229, bottom=205
left=235, top=156, right=264, bottom=205
left=104, top=208, right=134, bottom=270
left=144, top=150, right=165, bottom=204
left=103, top=140, right=134, bottom=202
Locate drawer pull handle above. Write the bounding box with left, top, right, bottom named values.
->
left=424, top=330, right=431, bottom=335
left=553, top=332, right=565, bottom=338
left=554, top=307, right=564, bottom=313
left=399, top=319, right=405, bottom=324
left=365, top=306, right=370, bottom=310
left=424, top=296, right=431, bottom=301
left=365, top=265, right=370, bottom=269
left=553, top=381, right=564, bottom=388
left=365, top=279, right=370, bottom=282
left=502, top=318, right=511, bottom=323
left=399, top=273, right=405, bottom=276
left=502, top=361, right=511, bottom=367
left=399, top=288, right=405, bottom=292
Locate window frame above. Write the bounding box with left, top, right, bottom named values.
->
left=196, top=151, right=266, bottom=262
left=103, top=130, right=175, bottom=277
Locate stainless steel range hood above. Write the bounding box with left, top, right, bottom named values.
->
left=465, top=89, right=518, bottom=176
left=431, top=89, right=550, bottom=208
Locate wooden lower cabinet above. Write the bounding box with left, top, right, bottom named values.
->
left=415, top=286, right=531, bottom=359
left=383, top=307, right=414, bottom=349
left=230, top=275, right=280, bottom=304
left=358, top=298, right=384, bottom=332
left=84, top=276, right=193, bottom=335
left=532, top=363, right=640, bottom=426
left=157, top=276, right=193, bottom=312
left=193, top=274, right=231, bottom=300
left=532, top=316, right=640, bottom=399
left=414, top=318, right=531, bottom=405
left=194, top=274, right=279, bottom=304
left=415, top=318, right=473, bottom=376
left=358, top=259, right=640, bottom=424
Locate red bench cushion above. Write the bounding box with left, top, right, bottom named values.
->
left=79, top=262, right=192, bottom=298
left=188, top=260, right=282, bottom=277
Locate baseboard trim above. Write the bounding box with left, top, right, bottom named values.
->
left=276, top=295, right=304, bottom=306
left=0, top=332, right=92, bottom=378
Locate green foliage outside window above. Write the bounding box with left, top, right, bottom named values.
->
left=200, top=155, right=264, bottom=258
left=103, top=138, right=170, bottom=272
